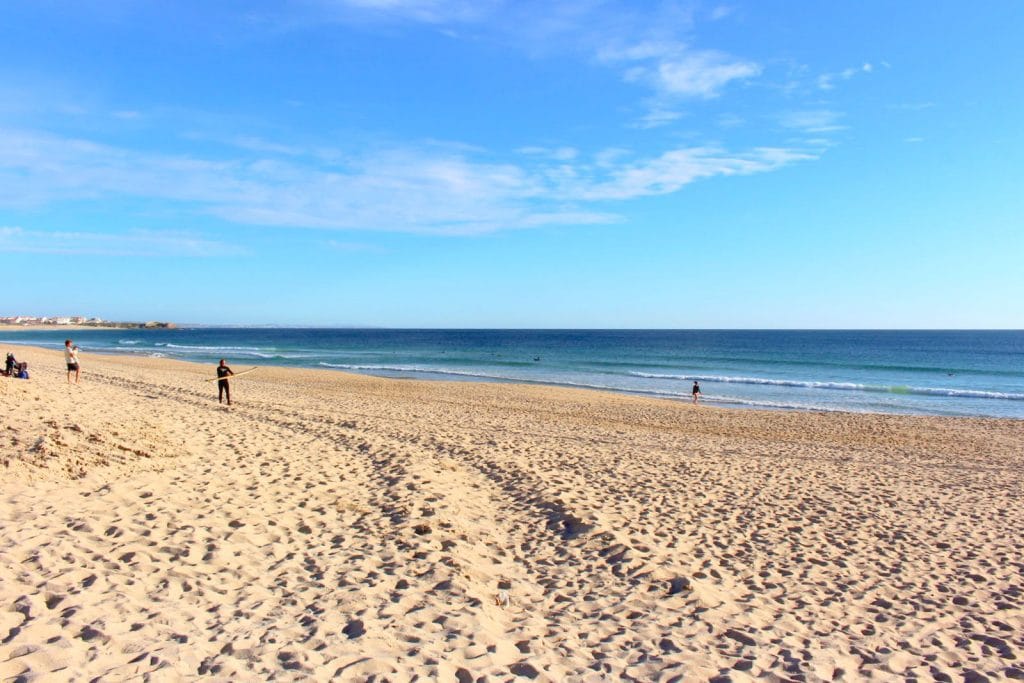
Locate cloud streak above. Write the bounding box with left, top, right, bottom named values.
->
left=817, top=62, right=874, bottom=91
left=779, top=110, right=846, bottom=133
left=0, top=226, right=243, bottom=257
left=0, top=127, right=815, bottom=235
left=305, top=2, right=762, bottom=123
left=603, top=41, right=760, bottom=104
left=565, top=147, right=814, bottom=201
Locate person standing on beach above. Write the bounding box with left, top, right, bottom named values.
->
left=692, top=380, right=701, bottom=404
left=217, top=359, right=234, bottom=406
left=64, top=339, right=80, bottom=384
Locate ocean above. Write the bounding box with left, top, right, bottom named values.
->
left=4, top=329, right=1023, bottom=418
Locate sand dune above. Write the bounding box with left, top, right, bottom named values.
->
left=2, top=345, right=1022, bottom=681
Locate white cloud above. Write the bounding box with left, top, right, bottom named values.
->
left=600, top=40, right=760, bottom=127
left=802, top=138, right=838, bottom=148
left=779, top=110, right=846, bottom=133
left=717, top=113, right=744, bottom=128
left=0, top=226, right=242, bottom=257
left=709, top=5, right=735, bottom=21
left=516, top=146, right=578, bottom=161
left=817, top=62, right=874, bottom=90
left=310, top=0, right=492, bottom=24
left=606, top=42, right=760, bottom=100
left=593, top=147, right=631, bottom=168
left=632, top=108, right=684, bottom=129
left=0, top=127, right=815, bottom=235
left=887, top=102, right=934, bottom=111
left=228, top=136, right=307, bottom=156
left=656, top=52, right=760, bottom=98
left=566, top=147, right=814, bottom=201
left=241, top=3, right=761, bottom=129
left=326, top=240, right=385, bottom=252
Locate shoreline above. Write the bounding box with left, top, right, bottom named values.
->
left=0, top=323, right=174, bottom=331
left=2, top=344, right=1022, bottom=679
left=0, top=324, right=122, bottom=331
left=4, top=342, right=1022, bottom=453
left=3, top=341, right=1020, bottom=421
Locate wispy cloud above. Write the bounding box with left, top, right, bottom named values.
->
left=779, top=109, right=846, bottom=133
left=564, top=147, right=814, bottom=201
left=0, top=127, right=815, bottom=235
left=631, top=107, right=685, bottom=129
left=326, top=240, right=385, bottom=252
left=226, top=136, right=308, bottom=156
left=0, top=226, right=242, bottom=257
left=817, top=62, right=874, bottom=91
left=516, top=146, right=578, bottom=161
left=887, top=102, right=935, bottom=111
left=596, top=35, right=760, bottom=128
left=708, top=5, right=735, bottom=21
left=717, top=113, right=744, bottom=128
left=309, top=0, right=493, bottom=24
left=301, top=2, right=761, bottom=125
left=603, top=42, right=760, bottom=100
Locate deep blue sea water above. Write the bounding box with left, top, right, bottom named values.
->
left=4, top=329, right=1023, bottom=418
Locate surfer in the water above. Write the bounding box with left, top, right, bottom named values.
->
left=692, top=380, right=701, bottom=404
left=217, top=359, right=234, bottom=406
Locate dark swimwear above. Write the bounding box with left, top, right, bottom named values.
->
left=217, top=365, right=233, bottom=404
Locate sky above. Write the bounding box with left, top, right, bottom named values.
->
left=1, top=0, right=1022, bottom=328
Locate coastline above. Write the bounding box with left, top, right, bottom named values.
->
left=0, top=323, right=174, bottom=331
left=4, top=336, right=1021, bottom=420
left=2, top=345, right=1022, bottom=679
left=0, top=324, right=122, bottom=331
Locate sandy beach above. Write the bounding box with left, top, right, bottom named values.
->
left=1, top=345, right=1022, bottom=681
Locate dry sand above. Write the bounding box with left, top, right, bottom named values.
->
left=1, top=345, right=1022, bottom=681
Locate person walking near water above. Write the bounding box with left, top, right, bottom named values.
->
left=217, top=359, right=234, bottom=406
left=64, top=339, right=80, bottom=384
left=692, top=380, right=701, bottom=404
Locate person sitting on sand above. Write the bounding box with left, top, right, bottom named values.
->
left=16, top=362, right=29, bottom=380
left=692, top=380, right=701, bottom=404
left=64, top=339, right=80, bottom=384
left=217, top=359, right=234, bottom=406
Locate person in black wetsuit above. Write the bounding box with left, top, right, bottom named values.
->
left=692, top=380, right=701, bottom=404
left=217, top=359, right=234, bottom=406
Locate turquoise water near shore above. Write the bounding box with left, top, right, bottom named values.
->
left=4, top=329, right=1022, bottom=418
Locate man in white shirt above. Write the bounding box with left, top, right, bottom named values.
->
left=64, top=339, right=80, bottom=384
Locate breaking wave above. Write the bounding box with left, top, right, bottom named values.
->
left=629, top=372, right=1024, bottom=401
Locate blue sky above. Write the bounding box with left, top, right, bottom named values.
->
left=1, top=1, right=1021, bottom=327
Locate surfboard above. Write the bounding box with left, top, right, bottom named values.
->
left=204, top=367, right=258, bottom=382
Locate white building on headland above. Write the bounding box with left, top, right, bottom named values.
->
left=0, top=315, right=103, bottom=325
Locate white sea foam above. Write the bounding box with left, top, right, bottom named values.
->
left=160, top=343, right=267, bottom=351
left=152, top=343, right=291, bottom=358
left=706, top=396, right=852, bottom=413
left=629, top=372, right=1024, bottom=401
left=314, top=363, right=848, bottom=411
left=318, top=362, right=527, bottom=382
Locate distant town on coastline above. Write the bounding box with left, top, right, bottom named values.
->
left=1, top=316, right=176, bottom=329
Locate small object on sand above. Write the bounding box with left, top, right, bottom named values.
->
left=495, top=590, right=511, bottom=608
left=204, top=367, right=259, bottom=382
